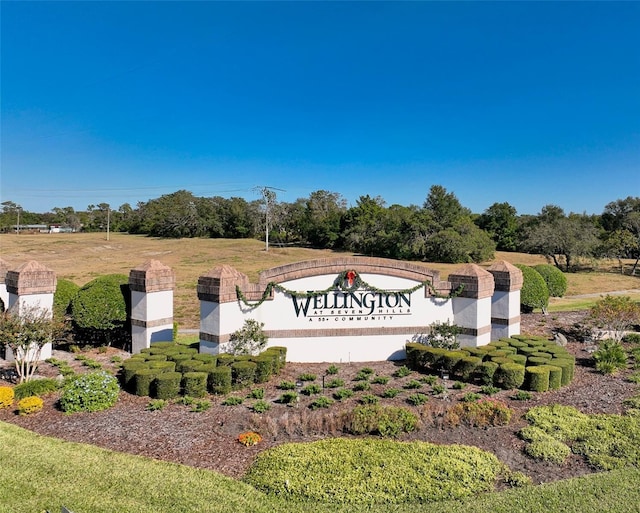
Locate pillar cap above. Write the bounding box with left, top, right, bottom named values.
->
left=448, top=264, right=495, bottom=299
left=6, top=260, right=57, bottom=295
left=487, top=260, right=523, bottom=292
left=129, top=259, right=175, bottom=292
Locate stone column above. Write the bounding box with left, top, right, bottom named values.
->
left=487, top=261, right=523, bottom=340
left=0, top=258, right=9, bottom=312
left=4, top=260, right=57, bottom=361
left=197, top=265, right=248, bottom=355
left=129, top=260, right=175, bottom=354
left=449, top=264, right=495, bottom=347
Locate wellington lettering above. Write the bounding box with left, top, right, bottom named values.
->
left=292, top=291, right=411, bottom=318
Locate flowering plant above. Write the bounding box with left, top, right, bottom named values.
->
left=237, top=431, right=262, bottom=447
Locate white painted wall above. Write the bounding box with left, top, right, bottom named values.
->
left=4, top=293, right=54, bottom=361
left=131, top=290, right=173, bottom=321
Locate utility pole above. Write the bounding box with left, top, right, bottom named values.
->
left=16, top=207, right=20, bottom=235
left=106, top=207, right=110, bottom=241
left=253, top=186, right=285, bottom=252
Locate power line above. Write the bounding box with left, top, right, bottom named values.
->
left=253, top=185, right=286, bottom=252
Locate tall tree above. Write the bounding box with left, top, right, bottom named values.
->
left=423, top=185, right=470, bottom=231
left=341, top=195, right=387, bottom=256
left=476, top=202, right=519, bottom=251
left=303, top=190, right=347, bottom=248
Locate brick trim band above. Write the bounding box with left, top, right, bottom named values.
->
left=131, top=317, right=174, bottom=328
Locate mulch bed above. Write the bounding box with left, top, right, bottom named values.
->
left=1, top=311, right=638, bottom=486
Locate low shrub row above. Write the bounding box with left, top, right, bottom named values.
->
left=120, top=342, right=287, bottom=398
left=406, top=334, right=575, bottom=392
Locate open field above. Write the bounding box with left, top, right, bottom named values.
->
left=1, top=233, right=638, bottom=328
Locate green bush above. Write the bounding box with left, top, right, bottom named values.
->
left=533, top=264, right=568, bottom=297
left=59, top=371, right=120, bottom=413
left=177, top=359, right=204, bottom=374
left=345, top=404, right=418, bottom=437
left=325, top=378, right=344, bottom=388
left=215, top=353, right=235, bottom=367
left=352, top=381, right=370, bottom=392
left=301, top=383, right=322, bottom=395
left=544, top=365, right=563, bottom=390
left=152, top=372, right=182, bottom=400
left=393, top=365, right=412, bottom=378
left=442, top=351, right=468, bottom=372
left=593, top=340, right=627, bottom=374
left=445, top=398, right=512, bottom=427
left=134, top=368, right=159, bottom=397
left=309, top=396, right=334, bottom=410
left=148, top=360, right=176, bottom=373
left=120, top=360, right=147, bottom=391
left=494, top=363, right=525, bottom=390
left=405, top=342, right=424, bottom=370
left=298, top=372, right=317, bottom=382
left=512, top=390, right=533, bottom=401
left=622, top=332, right=640, bottom=344
left=221, top=396, right=243, bottom=406
left=206, top=365, right=232, bottom=394
left=231, top=361, right=257, bottom=388
left=455, top=356, right=482, bottom=379
left=247, top=387, right=264, bottom=399
left=359, top=394, right=379, bottom=405
left=525, top=366, right=550, bottom=392
left=520, top=426, right=571, bottom=463
left=278, top=391, right=298, bottom=405
left=371, top=375, right=390, bottom=385
left=70, top=274, right=129, bottom=346
left=380, top=387, right=401, bottom=398
left=480, top=385, right=500, bottom=395
left=192, top=353, right=217, bottom=364
left=476, top=361, right=499, bottom=385
left=326, top=364, right=339, bottom=375
left=182, top=372, right=208, bottom=398
left=53, top=278, right=80, bottom=319
left=403, top=379, right=422, bottom=390
left=333, top=388, right=354, bottom=401
left=13, top=378, right=60, bottom=400
left=145, top=399, right=167, bottom=411
left=243, top=438, right=504, bottom=504
left=515, top=265, right=550, bottom=313
left=251, top=400, right=270, bottom=413
left=550, top=358, right=575, bottom=385
left=406, top=393, right=429, bottom=406
left=253, top=355, right=273, bottom=383
left=278, top=380, right=296, bottom=390
left=461, top=392, right=481, bottom=402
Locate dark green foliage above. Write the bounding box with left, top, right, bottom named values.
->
left=70, top=274, right=129, bottom=346
left=508, top=354, right=528, bottom=366
left=545, top=365, right=563, bottom=390
left=533, top=264, right=568, bottom=297
left=176, top=359, right=205, bottom=374
left=381, top=388, right=401, bottom=398
left=134, top=369, right=159, bottom=397
left=192, top=353, right=217, bottom=364
left=461, top=392, right=481, bottom=402
left=182, top=372, right=208, bottom=398
left=480, top=385, right=500, bottom=396
left=550, top=358, right=575, bottom=385
left=53, top=278, right=79, bottom=319
left=452, top=380, right=466, bottom=390
left=298, top=372, right=317, bottom=382
left=442, top=351, right=468, bottom=372
left=527, top=356, right=551, bottom=366
left=309, top=396, right=334, bottom=410
left=301, top=383, right=322, bottom=395
left=623, top=333, right=640, bottom=344
left=326, top=364, right=339, bottom=375
left=153, top=372, right=182, bottom=400
left=359, top=394, right=379, bottom=405
left=406, top=393, right=429, bottom=406
left=263, top=346, right=287, bottom=373
left=121, top=360, right=147, bottom=391
left=278, top=391, right=298, bottom=405
left=352, top=381, right=370, bottom=392
left=403, top=379, right=422, bottom=390
left=515, top=265, right=550, bottom=313
left=529, top=352, right=552, bottom=360
left=14, top=378, right=60, bottom=399
left=371, top=375, right=390, bottom=385
left=476, top=361, right=499, bottom=385
left=494, top=363, right=525, bottom=389
left=525, top=366, right=550, bottom=392
left=253, top=355, right=273, bottom=383
left=221, top=396, right=243, bottom=406
left=393, top=365, right=412, bottom=378
left=251, top=400, right=271, bottom=413
left=208, top=366, right=232, bottom=394
left=512, top=390, right=533, bottom=401
left=404, top=342, right=423, bottom=370
left=215, top=353, right=235, bottom=367
left=145, top=354, right=168, bottom=361
left=59, top=371, right=120, bottom=413
left=325, top=377, right=345, bottom=388
left=333, top=388, right=354, bottom=401
left=148, top=361, right=176, bottom=373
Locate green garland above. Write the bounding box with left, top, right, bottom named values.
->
left=236, top=270, right=463, bottom=308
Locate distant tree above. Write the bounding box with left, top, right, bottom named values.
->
left=303, top=190, right=347, bottom=248
left=423, top=185, right=471, bottom=231
left=341, top=195, right=387, bottom=255
left=521, top=206, right=600, bottom=271
left=476, top=202, right=519, bottom=251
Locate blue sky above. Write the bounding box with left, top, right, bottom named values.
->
left=1, top=1, right=638, bottom=216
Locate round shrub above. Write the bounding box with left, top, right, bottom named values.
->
left=507, top=339, right=528, bottom=349
left=148, top=360, right=176, bottom=373
left=464, top=347, right=488, bottom=359
left=0, top=386, right=15, bottom=409
left=515, top=265, right=549, bottom=313
left=53, top=278, right=80, bottom=319
left=476, top=361, right=499, bottom=385
left=455, top=356, right=482, bottom=380
left=529, top=352, right=552, bottom=360
left=518, top=346, right=539, bottom=357
left=134, top=369, right=160, bottom=397
left=70, top=274, right=129, bottom=345
left=544, top=365, right=563, bottom=390
left=232, top=361, right=257, bottom=388
left=525, top=366, right=550, bottom=392
left=167, top=353, right=193, bottom=366
left=153, top=372, right=182, bottom=400
left=405, top=343, right=423, bottom=370
left=216, top=353, right=235, bottom=367
left=550, top=358, right=575, bottom=385
left=17, top=396, right=44, bottom=415
left=176, top=359, right=205, bottom=374
left=527, top=356, right=551, bottom=367
left=193, top=353, right=217, bottom=364
left=422, top=347, right=448, bottom=369
left=508, top=354, right=528, bottom=366
left=494, top=363, right=525, bottom=389
left=253, top=355, right=273, bottom=383
left=442, top=351, right=468, bottom=372
left=60, top=371, right=120, bottom=413
left=121, top=361, right=147, bottom=391
left=533, top=264, right=567, bottom=298
left=182, top=372, right=208, bottom=398
left=208, top=366, right=232, bottom=394
left=489, top=340, right=509, bottom=348
left=490, top=356, right=512, bottom=366
left=487, top=350, right=509, bottom=359
left=244, top=438, right=504, bottom=504
left=267, top=346, right=287, bottom=370
left=145, top=354, right=168, bottom=361
left=526, top=338, right=548, bottom=347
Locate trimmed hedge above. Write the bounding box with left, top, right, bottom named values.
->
left=533, top=264, right=568, bottom=297
left=525, top=366, right=550, bottom=392
left=476, top=361, right=499, bottom=385
left=232, top=361, right=257, bottom=388
left=153, top=372, right=182, bottom=400
left=254, top=356, right=273, bottom=383
left=494, top=363, right=525, bottom=389
left=455, top=356, right=482, bottom=380
left=134, top=369, right=160, bottom=397
left=182, top=372, right=208, bottom=398
left=208, top=366, right=232, bottom=395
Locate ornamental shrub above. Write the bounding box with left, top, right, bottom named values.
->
left=251, top=400, right=271, bottom=413
left=134, top=369, right=159, bottom=397
left=476, top=361, right=499, bottom=385
left=445, top=398, right=512, bottom=427
left=231, top=361, right=257, bottom=388
left=215, top=353, right=235, bottom=367
left=406, top=393, right=429, bottom=406
left=442, top=351, right=468, bottom=372
left=53, top=278, right=80, bottom=319
left=405, top=342, right=424, bottom=370
left=182, top=372, right=208, bottom=398
left=70, top=274, right=129, bottom=346
left=244, top=438, right=504, bottom=504
left=301, top=383, right=322, bottom=395
left=345, top=404, right=418, bottom=437
left=0, top=386, right=15, bottom=409
left=13, top=378, right=60, bottom=399
left=309, top=397, right=334, bottom=410
left=525, top=366, right=550, bottom=392
left=593, top=339, right=628, bottom=374
left=333, top=388, right=354, bottom=401
left=148, top=360, right=176, bottom=373
left=533, top=264, right=568, bottom=297
left=253, top=355, right=273, bottom=383
left=17, top=396, right=44, bottom=415
left=515, top=265, right=549, bottom=313
left=152, top=371, right=182, bottom=400
left=228, top=319, right=268, bottom=355
left=176, top=359, right=205, bottom=374
left=545, top=365, right=563, bottom=390
left=520, top=426, right=571, bottom=463
left=121, top=361, right=147, bottom=392
left=192, top=353, right=217, bottom=364
left=59, top=371, right=120, bottom=413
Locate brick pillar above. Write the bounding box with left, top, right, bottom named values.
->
left=0, top=258, right=8, bottom=312
left=197, top=265, right=248, bottom=355
left=129, top=260, right=175, bottom=354
left=4, top=260, right=57, bottom=361
left=487, top=260, right=523, bottom=340
left=449, top=264, right=495, bottom=347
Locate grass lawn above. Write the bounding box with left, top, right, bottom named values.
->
left=2, top=421, right=640, bottom=513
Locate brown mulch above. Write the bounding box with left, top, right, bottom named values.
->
left=1, top=311, right=638, bottom=486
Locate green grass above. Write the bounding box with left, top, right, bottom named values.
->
left=2, top=421, right=640, bottom=513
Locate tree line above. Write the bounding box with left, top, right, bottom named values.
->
left=1, top=187, right=639, bottom=271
